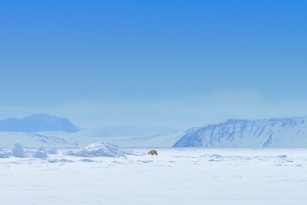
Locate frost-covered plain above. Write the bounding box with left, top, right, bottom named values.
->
left=1, top=148, right=307, bottom=205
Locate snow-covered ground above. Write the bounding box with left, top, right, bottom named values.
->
left=0, top=130, right=184, bottom=148
left=1, top=147, right=307, bottom=205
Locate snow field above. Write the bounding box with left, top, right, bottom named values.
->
left=0, top=148, right=307, bottom=205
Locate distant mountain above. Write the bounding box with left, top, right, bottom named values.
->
left=0, top=114, right=79, bottom=133
left=173, top=117, right=307, bottom=148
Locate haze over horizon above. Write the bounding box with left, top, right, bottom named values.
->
left=1, top=0, right=307, bottom=132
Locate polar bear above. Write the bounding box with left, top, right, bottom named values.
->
left=148, top=150, right=158, bottom=155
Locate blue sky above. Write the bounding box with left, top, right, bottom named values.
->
left=1, top=0, right=307, bottom=132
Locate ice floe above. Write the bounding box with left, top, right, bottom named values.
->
left=33, top=146, right=48, bottom=158
left=12, top=143, right=25, bottom=158
left=64, top=142, right=135, bottom=157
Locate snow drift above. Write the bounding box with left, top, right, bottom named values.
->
left=64, top=142, right=134, bottom=157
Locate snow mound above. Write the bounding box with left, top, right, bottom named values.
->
left=0, top=149, right=10, bottom=158
left=33, top=146, right=48, bottom=158
left=65, top=142, right=134, bottom=157
left=47, top=147, right=58, bottom=154
left=12, top=143, right=25, bottom=158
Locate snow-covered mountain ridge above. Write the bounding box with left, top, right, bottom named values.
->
left=173, top=117, right=307, bottom=147
left=0, top=114, right=79, bottom=133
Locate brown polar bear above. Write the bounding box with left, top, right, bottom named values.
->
left=148, top=150, right=158, bottom=155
